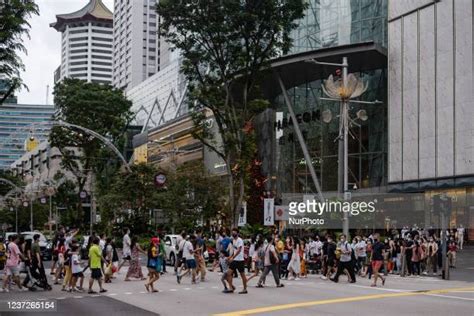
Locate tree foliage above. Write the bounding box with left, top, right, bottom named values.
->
left=49, top=78, right=133, bottom=226
left=98, top=163, right=159, bottom=235
left=0, top=0, right=39, bottom=104
left=154, top=162, right=226, bottom=232
left=157, top=0, right=306, bottom=223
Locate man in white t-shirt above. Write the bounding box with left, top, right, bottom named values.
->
left=355, top=237, right=367, bottom=273
left=177, top=235, right=196, bottom=284
left=225, top=228, right=248, bottom=294
left=117, top=227, right=131, bottom=272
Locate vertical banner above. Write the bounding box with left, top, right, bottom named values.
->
left=264, top=198, right=275, bottom=226
left=238, top=201, right=247, bottom=227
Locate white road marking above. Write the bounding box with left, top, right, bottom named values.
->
left=211, top=286, right=219, bottom=289
left=350, top=284, right=410, bottom=293
left=125, top=292, right=133, bottom=295
left=139, top=291, right=147, bottom=294
left=184, top=288, right=191, bottom=290
left=108, top=293, right=117, bottom=296
left=169, top=289, right=178, bottom=291
left=74, top=296, right=83, bottom=299
left=56, top=297, right=66, bottom=300
left=427, top=294, right=474, bottom=301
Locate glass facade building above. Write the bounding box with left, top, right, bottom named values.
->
left=257, top=0, right=388, bottom=195
left=0, top=103, right=55, bottom=170
left=290, top=0, right=388, bottom=53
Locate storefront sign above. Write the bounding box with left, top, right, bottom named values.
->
left=274, top=110, right=321, bottom=131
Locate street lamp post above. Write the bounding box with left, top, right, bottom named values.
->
left=307, top=57, right=381, bottom=237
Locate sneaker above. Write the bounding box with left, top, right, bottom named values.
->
left=238, top=290, right=248, bottom=294
left=176, top=275, right=181, bottom=284
left=277, top=283, right=284, bottom=288
left=99, top=289, right=107, bottom=293
left=295, top=277, right=300, bottom=281
left=320, top=275, right=327, bottom=280
left=20, top=287, right=28, bottom=292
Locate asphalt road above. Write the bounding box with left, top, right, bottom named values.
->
left=1, top=248, right=473, bottom=316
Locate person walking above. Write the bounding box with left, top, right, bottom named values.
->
left=370, top=234, right=386, bottom=287
left=287, top=237, right=301, bottom=280
left=118, top=227, right=132, bottom=272
left=125, top=237, right=146, bottom=281
left=1, top=235, right=27, bottom=292
left=177, top=235, right=197, bottom=284
left=225, top=228, right=248, bottom=294
left=195, top=230, right=207, bottom=281
left=331, top=234, right=356, bottom=283
left=87, top=237, right=107, bottom=294
left=247, top=237, right=264, bottom=282
left=70, top=245, right=84, bottom=292
left=145, top=237, right=162, bottom=293
left=256, top=236, right=284, bottom=288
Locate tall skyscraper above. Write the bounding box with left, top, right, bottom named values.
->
left=112, top=0, right=166, bottom=91
left=50, top=0, right=114, bottom=84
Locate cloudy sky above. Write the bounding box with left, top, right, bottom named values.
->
left=17, top=0, right=114, bottom=105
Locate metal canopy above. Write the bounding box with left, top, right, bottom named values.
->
left=257, top=41, right=387, bottom=101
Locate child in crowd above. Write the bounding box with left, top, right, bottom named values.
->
left=219, top=250, right=229, bottom=292
left=70, top=245, right=84, bottom=292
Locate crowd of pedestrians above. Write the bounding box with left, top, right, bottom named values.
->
left=0, top=224, right=467, bottom=294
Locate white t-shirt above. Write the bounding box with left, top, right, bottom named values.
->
left=356, top=240, right=367, bottom=257
left=65, top=235, right=73, bottom=250
left=99, top=239, right=106, bottom=251
left=122, top=234, right=131, bottom=256
left=71, top=254, right=82, bottom=274
left=182, top=240, right=194, bottom=260
left=232, top=238, right=244, bottom=261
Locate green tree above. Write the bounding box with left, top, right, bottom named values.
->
left=155, top=162, right=226, bottom=232
left=0, top=0, right=39, bottom=104
left=157, top=0, right=306, bottom=224
left=49, top=78, right=133, bottom=227
left=98, top=163, right=160, bottom=235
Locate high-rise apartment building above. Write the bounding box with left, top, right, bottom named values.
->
left=50, top=0, right=114, bottom=84
left=112, top=0, right=171, bottom=91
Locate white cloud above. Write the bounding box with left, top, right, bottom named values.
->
left=17, top=0, right=114, bottom=105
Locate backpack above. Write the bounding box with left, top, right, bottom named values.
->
left=266, top=245, right=277, bottom=265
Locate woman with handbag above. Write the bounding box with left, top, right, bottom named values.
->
left=145, top=237, right=161, bottom=292
left=256, top=236, right=284, bottom=288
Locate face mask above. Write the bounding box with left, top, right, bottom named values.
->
left=232, top=233, right=238, bottom=238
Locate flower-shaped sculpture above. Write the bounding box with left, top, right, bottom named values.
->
left=322, top=74, right=368, bottom=101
